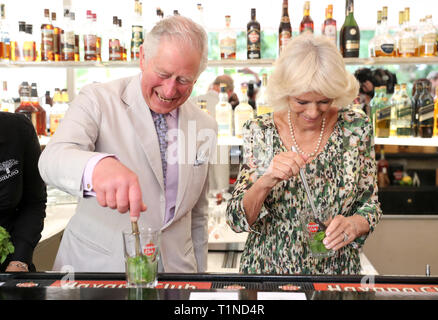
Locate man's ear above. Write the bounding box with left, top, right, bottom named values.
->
left=139, top=44, right=145, bottom=69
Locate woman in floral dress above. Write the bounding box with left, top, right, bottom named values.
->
left=226, top=34, right=381, bottom=275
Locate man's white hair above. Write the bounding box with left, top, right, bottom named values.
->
left=143, top=15, right=208, bottom=77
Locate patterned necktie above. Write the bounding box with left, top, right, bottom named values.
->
left=151, top=110, right=168, bottom=187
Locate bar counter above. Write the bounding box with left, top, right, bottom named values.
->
left=1, top=272, right=438, bottom=300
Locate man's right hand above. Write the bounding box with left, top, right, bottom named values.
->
left=92, top=157, right=147, bottom=221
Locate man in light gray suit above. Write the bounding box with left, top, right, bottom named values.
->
left=38, top=16, right=217, bottom=273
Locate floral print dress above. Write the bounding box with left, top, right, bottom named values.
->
left=226, top=107, right=382, bottom=275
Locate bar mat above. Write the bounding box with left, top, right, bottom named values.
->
left=262, top=282, right=314, bottom=291
left=212, top=282, right=261, bottom=290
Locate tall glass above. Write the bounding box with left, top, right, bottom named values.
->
left=122, top=228, right=160, bottom=288
left=300, top=209, right=335, bottom=258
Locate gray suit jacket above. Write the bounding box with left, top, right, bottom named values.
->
left=38, top=74, right=217, bottom=272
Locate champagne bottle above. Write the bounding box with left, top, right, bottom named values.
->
left=340, top=0, right=360, bottom=58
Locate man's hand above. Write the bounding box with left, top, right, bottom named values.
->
left=92, top=157, right=147, bottom=221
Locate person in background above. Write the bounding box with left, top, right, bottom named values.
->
left=0, top=112, right=46, bottom=272
left=38, top=15, right=217, bottom=273
left=427, top=71, right=438, bottom=98
left=226, top=34, right=381, bottom=274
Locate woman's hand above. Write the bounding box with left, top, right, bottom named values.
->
left=323, top=215, right=370, bottom=251
left=261, top=151, right=308, bottom=189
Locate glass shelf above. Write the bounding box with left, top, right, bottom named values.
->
left=3, top=57, right=438, bottom=68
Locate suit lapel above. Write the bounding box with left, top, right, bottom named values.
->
left=174, top=103, right=196, bottom=217
left=122, top=74, right=165, bottom=191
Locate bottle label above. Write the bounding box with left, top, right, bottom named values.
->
left=50, top=114, right=64, bottom=135
left=397, top=105, right=412, bottom=119
left=42, top=28, right=54, bottom=51
left=419, top=103, right=434, bottom=123
left=345, top=40, right=360, bottom=50
left=247, top=29, right=261, bottom=58
left=61, top=31, right=75, bottom=54
left=400, top=38, right=416, bottom=54
left=323, top=25, right=337, bottom=44
left=84, top=34, right=97, bottom=55
left=377, top=106, right=391, bottom=120
left=109, top=39, right=121, bottom=60
left=248, top=29, right=260, bottom=45
left=279, top=31, right=291, bottom=52
left=220, top=37, right=236, bottom=59
left=131, top=25, right=143, bottom=52
left=380, top=43, right=394, bottom=54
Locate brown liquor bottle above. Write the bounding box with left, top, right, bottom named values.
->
left=61, top=11, right=75, bottom=61
left=247, top=8, right=261, bottom=59
left=339, top=0, right=360, bottom=57
left=83, top=10, right=97, bottom=61
left=0, top=4, right=11, bottom=61
left=15, top=82, right=38, bottom=130
left=41, top=9, right=54, bottom=61
left=322, top=5, right=337, bottom=45
left=278, top=0, right=292, bottom=54
left=299, top=1, right=314, bottom=34
left=109, top=16, right=121, bottom=61
left=30, top=83, right=46, bottom=136
left=51, top=12, right=61, bottom=61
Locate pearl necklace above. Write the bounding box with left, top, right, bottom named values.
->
left=288, top=108, right=326, bottom=158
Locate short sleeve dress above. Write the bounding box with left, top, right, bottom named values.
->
left=226, top=107, right=382, bottom=275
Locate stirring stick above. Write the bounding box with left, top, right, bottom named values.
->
left=291, top=146, right=327, bottom=231
left=131, top=218, right=141, bottom=256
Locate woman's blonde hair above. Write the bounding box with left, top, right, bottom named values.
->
left=266, top=34, right=359, bottom=111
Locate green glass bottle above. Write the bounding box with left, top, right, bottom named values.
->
left=339, top=0, right=360, bottom=57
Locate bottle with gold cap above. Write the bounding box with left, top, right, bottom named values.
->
left=399, top=8, right=418, bottom=57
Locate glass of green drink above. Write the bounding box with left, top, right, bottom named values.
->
left=122, top=228, right=160, bottom=288
left=300, top=211, right=335, bottom=259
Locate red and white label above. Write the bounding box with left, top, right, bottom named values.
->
left=307, top=222, right=319, bottom=233
left=143, top=243, right=156, bottom=256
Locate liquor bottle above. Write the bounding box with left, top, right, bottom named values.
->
left=369, top=86, right=382, bottom=135
left=71, top=12, right=80, bottom=61
left=93, top=13, right=102, bottom=62
left=119, top=19, right=127, bottom=61
left=376, top=7, right=395, bottom=57
left=61, top=11, right=75, bottom=61
left=42, top=90, right=52, bottom=134
left=131, top=0, right=143, bottom=61
left=299, top=1, right=314, bottom=34
left=10, top=21, right=25, bottom=61
left=394, top=11, right=404, bottom=57
left=399, top=8, right=418, bottom=57
left=389, top=84, right=400, bottom=137
left=219, top=15, right=236, bottom=60
left=197, top=99, right=208, bottom=114
left=278, top=0, right=292, bottom=54
left=52, top=12, right=61, bottom=61
left=23, top=24, right=36, bottom=61
left=30, top=83, right=46, bottom=136
left=368, top=10, right=382, bottom=58
left=418, top=81, right=435, bottom=137
left=247, top=8, right=261, bottom=59
left=375, top=86, right=391, bottom=138
left=419, top=15, right=437, bottom=57
left=83, top=10, right=97, bottom=61
left=215, top=83, right=233, bottom=138
left=322, top=5, right=337, bottom=46
left=109, top=16, right=121, bottom=61
left=412, top=81, right=423, bottom=137
left=0, top=81, right=15, bottom=112
left=49, top=88, right=68, bottom=135
left=377, top=149, right=390, bottom=188
left=256, top=73, right=273, bottom=116
left=15, top=82, right=38, bottom=129
left=396, top=83, right=413, bottom=137
left=339, top=0, right=360, bottom=58
left=41, top=9, right=54, bottom=61
left=0, top=4, right=11, bottom=61
left=234, top=85, right=254, bottom=139
left=433, top=88, right=438, bottom=136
